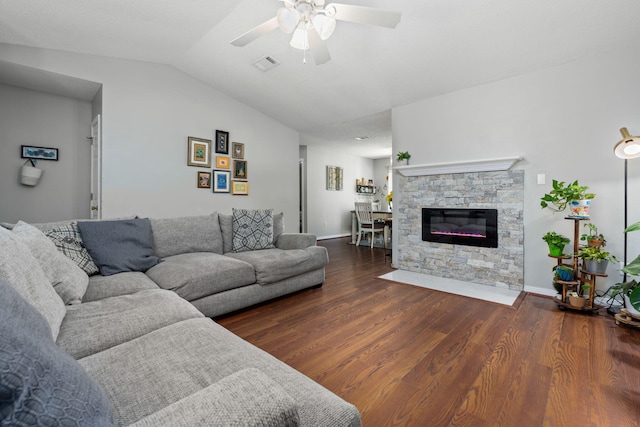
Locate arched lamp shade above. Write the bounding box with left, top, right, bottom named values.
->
left=614, top=127, right=640, bottom=159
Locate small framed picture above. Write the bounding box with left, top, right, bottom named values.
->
left=233, top=160, right=247, bottom=179
left=213, top=170, right=230, bottom=193
left=232, top=180, right=249, bottom=196
left=21, top=145, right=59, bottom=161
left=197, top=171, right=211, bottom=189
left=216, top=156, right=230, bottom=169
left=187, top=137, right=211, bottom=168
left=232, top=142, right=244, bottom=159
left=215, top=130, right=229, bottom=154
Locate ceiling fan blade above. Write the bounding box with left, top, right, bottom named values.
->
left=230, top=17, right=279, bottom=47
left=308, top=30, right=331, bottom=65
left=327, top=3, right=401, bottom=28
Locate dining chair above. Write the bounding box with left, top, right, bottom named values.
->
left=354, top=202, right=385, bottom=248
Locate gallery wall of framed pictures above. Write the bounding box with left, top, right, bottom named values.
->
left=187, top=129, right=248, bottom=195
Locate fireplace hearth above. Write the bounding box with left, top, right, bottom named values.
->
left=422, top=208, right=498, bottom=248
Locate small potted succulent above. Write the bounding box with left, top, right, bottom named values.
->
left=542, top=231, right=570, bottom=256
left=396, top=151, right=411, bottom=165
left=578, top=246, right=618, bottom=275
left=540, top=179, right=595, bottom=217
left=580, top=223, right=606, bottom=248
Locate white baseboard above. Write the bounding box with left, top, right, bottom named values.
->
left=524, top=285, right=557, bottom=297
left=317, top=233, right=351, bottom=241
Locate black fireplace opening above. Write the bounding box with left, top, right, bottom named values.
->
left=422, top=208, right=498, bottom=248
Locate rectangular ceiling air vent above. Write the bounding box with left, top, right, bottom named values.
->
left=252, top=55, right=280, bottom=72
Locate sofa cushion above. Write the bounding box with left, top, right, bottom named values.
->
left=12, top=221, right=89, bottom=305
left=78, top=318, right=360, bottom=427
left=0, top=278, right=114, bottom=426
left=150, top=213, right=223, bottom=258
left=145, top=253, right=256, bottom=301
left=45, top=222, right=100, bottom=275
left=0, top=226, right=66, bottom=340
left=221, top=212, right=284, bottom=253
left=78, top=218, right=161, bottom=276
left=57, top=289, right=204, bottom=359
left=226, top=247, right=329, bottom=285
left=232, top=208, right=275, bottom=252
left=83, top=271, right=160, bottom=302
left=129, top=368, right=300, bottom=427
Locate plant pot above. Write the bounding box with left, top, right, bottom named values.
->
left=587, top=239, right=604, bottom=248
left=552, top=281, right=563, bottom=294
left=547, top=243, right=565, bottom=257
left=569, top=295, right=586, bottom=308
left=20, top=165, right=43, bottom=186
left=584, top=259, right=608, bottom=274
left=554, top=268, right=574, bottom=281
left=567, top=199, right=591, bottom=218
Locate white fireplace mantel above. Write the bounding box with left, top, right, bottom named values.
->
left=393, top=156, right=523, bottom=177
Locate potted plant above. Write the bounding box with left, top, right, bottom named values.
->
left=542, top=231, right=570, bottom=256
left=580, top=223, right=606, bottom=248
left=553, top=264, right=574, bottom=281
left=578, top=246, right=618, bottom=274
left=540, top=179, right=595, bottom=217
left=396, top=151, right=411, bottom=165
left=612, top=220, right=640, bottom=313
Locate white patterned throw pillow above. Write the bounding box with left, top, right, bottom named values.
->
left=232, top=208, right=275, bottom=252
left=45, top=223, right=99, bottom=276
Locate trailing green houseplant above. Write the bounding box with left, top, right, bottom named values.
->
left=578, top=246, right=618, bottom=274
left=612, top=221, right=640, bottom=312
left=542, top=231, right=570, bottom=256
left=580, top=223, right=606, bottom=248
left=540, top=179, right=595, bottom=213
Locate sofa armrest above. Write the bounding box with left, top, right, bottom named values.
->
left=128, top=368, right=299, bottom=427
left=276, top=233, right=317, bottom=249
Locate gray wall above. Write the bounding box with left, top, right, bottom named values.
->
left=0, top=83, right=92, bottom=222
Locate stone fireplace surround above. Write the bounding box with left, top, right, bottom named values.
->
left=394, top=166, right=524, bottom=292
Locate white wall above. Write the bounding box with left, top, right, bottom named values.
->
left=392, top=44, right=640, bottom=294
left=0, top=84, right=92, bottom=222
left=0, top=44, right=301, bottom=232
left=373, top=157, right=391, bottom=203
left=303, top=143, right=374, bottom=239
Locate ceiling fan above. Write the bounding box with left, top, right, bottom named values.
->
left=230, top=0, right=401, bottom=65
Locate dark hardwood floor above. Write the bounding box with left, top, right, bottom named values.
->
left=217, top=237, right=640, bottom=426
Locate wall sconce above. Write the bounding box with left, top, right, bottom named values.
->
left=20, top=159, right=43, bottom=186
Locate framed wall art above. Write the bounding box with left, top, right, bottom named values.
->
left=233, top=160, right=247, bottom=179
left=187, top=137, right=211, bottom=167
left=232, top=180, right=249, bottom=196
left=213, top=170, right=230, bottom=193
left=197, top=171, right=211, bottom=189
left=216, top=156, right=230, bottom=169
left=21, top=145, right=59, bottom=161
left=215, top=130, right=229, bottom=154
left=326, top=165, right=343, bottom=191
left=232, top=142, right=244, bottom=159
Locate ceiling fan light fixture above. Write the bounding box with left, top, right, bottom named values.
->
left=614, top=127, right=640, bottom=159
left=290, top=26, right=309, bottom=50
left=312, top=14, right=336, bottom=40
left=277, top=7, right=300, bottom=33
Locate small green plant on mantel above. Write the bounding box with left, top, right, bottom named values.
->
left=542, top=231, right=570, bottom=256
left=396, top=151, right=411, bottom=164
left=540, top=179, right=595, bottom=213
left=580, top=223, right=606, bottom=248
left=612, top=221, right=640, bottom=312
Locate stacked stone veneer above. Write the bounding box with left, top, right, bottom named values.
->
left=396, top=170, right=524, bottom=291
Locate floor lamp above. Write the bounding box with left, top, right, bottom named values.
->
left=614, top=127, right=640, bottom=283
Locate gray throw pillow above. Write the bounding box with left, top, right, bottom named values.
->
left=222, top=212, right=283, bottom=253
left=13, top=221, right=89, bottom=305
left=232, top=209, right=275, bottom=253
left=0, top=277, right=114, bottom=426
left=46, top=222, right=100, bottom=276
left=0, top=226, right=66, bottom=340
left=77, top=218, right=161, bottom=276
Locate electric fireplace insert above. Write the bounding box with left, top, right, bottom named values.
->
left=422, top=208, right=498, bottom=248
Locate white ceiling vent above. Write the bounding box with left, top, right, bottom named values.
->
left=252, top=55, right=280, bottom=72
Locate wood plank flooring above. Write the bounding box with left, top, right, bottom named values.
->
left=216, top=237, right=640, bottom=427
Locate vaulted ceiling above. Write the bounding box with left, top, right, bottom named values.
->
left=2, top=0, right=640, bottom=159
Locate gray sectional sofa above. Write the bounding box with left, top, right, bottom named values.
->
left=0, top=210, right=361, bottom=426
